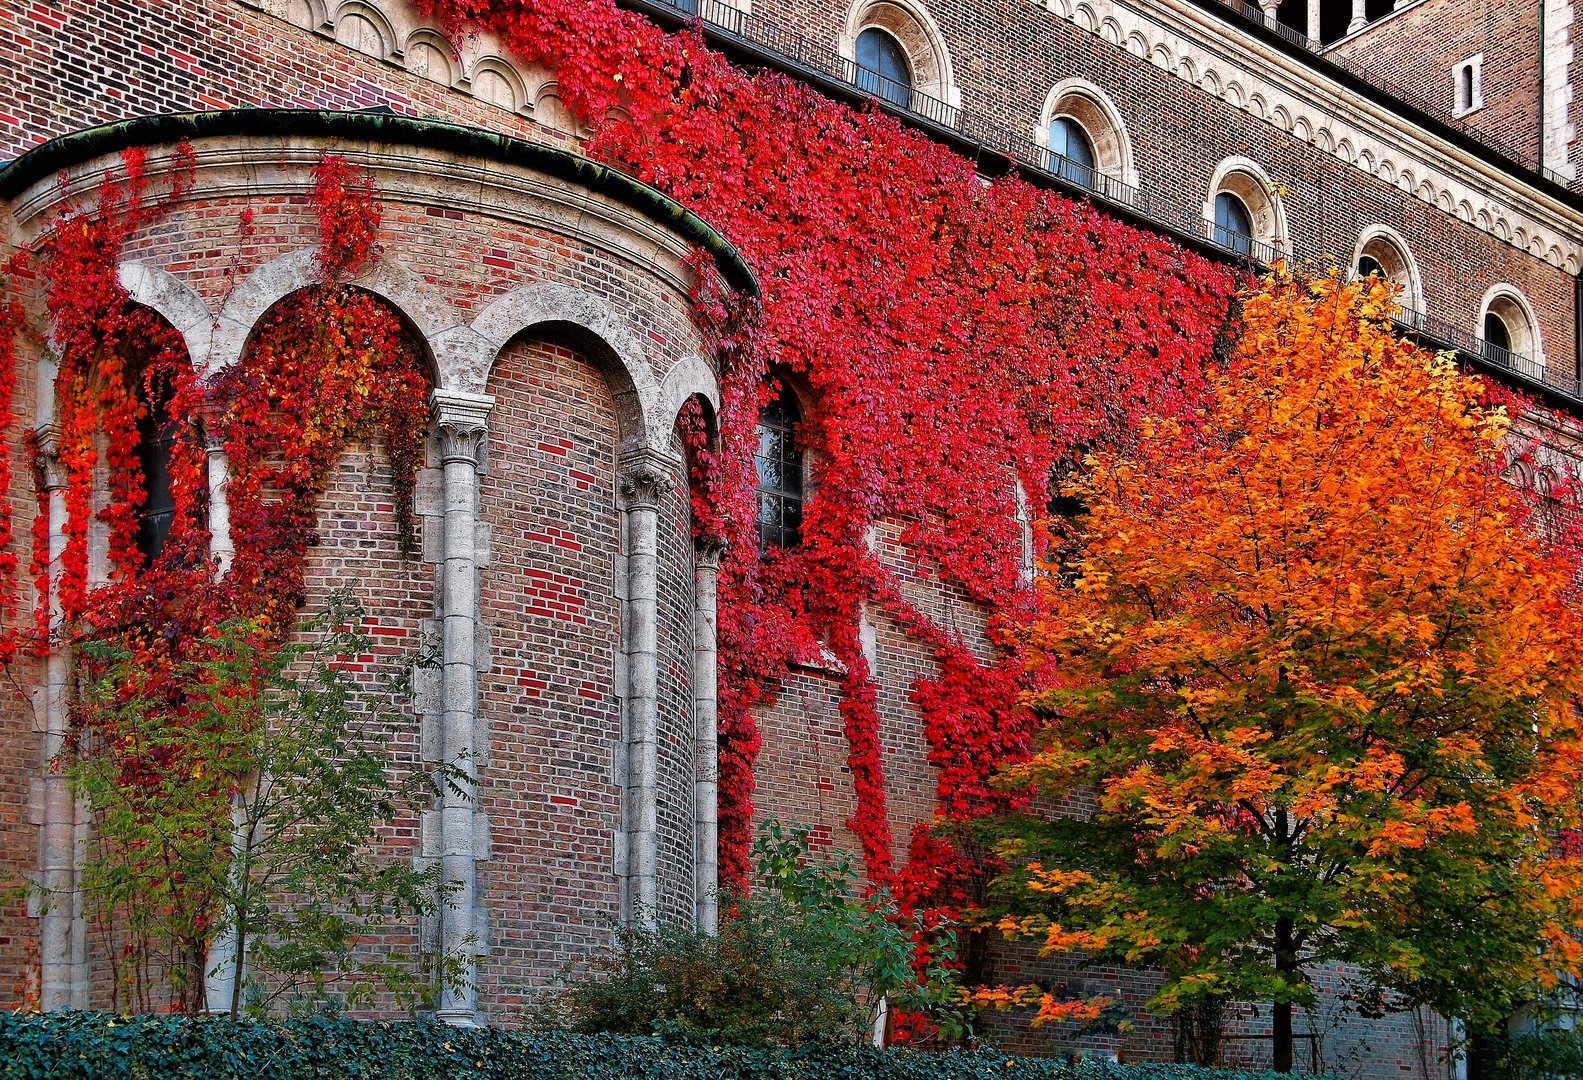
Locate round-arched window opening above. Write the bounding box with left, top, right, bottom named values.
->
left=1048, top=116, right=1096, bottom=187
left=755, top=385, right=805, bottom=551
left=1479, top=288, right=1543, bottom=368
left=855, top=27, right=912, bottom=107
left=1037, top=80, right=1137, bottom=191
left=1205, top=158, right=1289, bottom=260
left=1213, top=192, right=1254, bottom=256
left=1351, top=227, right=1424, bottom=317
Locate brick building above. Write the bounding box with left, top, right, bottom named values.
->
left=0, top=0, right=1578, bottom=1074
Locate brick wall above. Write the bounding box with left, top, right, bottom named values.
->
left=477, top=333, right=624, bottom=1019
left=1330, top=0, right=1542, bottom=167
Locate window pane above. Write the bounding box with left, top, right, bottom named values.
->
left=136, top=371, right=179, bottom=565
left=754, top=386, right=805, bottom=550
left=856, top=28, right=910, bottom=107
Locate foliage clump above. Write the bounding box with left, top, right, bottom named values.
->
left=993, top=269, right=1583, bottom=1070
left=541, top=821, right=965, bottom=1045
left=68, top=592, right=461, bottom=1016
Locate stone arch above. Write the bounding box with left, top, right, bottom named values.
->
left=1124, top=31, right=1149, bottom=57
left=1176, top=56, right=1198, bottom=84
left=212, top=249, right=459, bottom=377
left=468, top=283, right=667, bottom=454
left=1350, top=225, right=1424, bottom=315
left=659, top=354, right=722, bottom=431
left=1479, top=284, right=1544, bottom=366
left=116, top=261, right=215, bottom=374
left=1271, top=104, right=1293, bottom=132
left=840, top=0, right=961, bottom=107
left=1200, top=67, right=1222, bottom=97
left=1205, top=155, right=1290, bottom=257
left=1224, top=80, right=1246, bottom=108
left=1038, top=77, right=1139, bottom=187
left=470, top=56, right=528, bottom=112
left=1074, top=2, right=1100, bottom=32
left=1248, top=92, right=1268, bottom=119
left=1292, top=115, right=1314, bottom=143
left=1457, top=199, right=1474, bottom=223
left=331, top=0, right=398, bottom=60
left=1098, top=16, right=1123, bottom=44
left=405, top=28, right=456, bottom=85
left=1335, top=137, right=1355, bottom=164
left=1376, top=158, right=1395, bottom=184
left=1355, top=147, right=1375, bottom=174
left=1149, top=42, right=1173, bottom=68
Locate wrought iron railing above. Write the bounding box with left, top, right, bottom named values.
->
left=621, top=0, right=1575, bottom=407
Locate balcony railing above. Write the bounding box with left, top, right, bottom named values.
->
left=621, top=0, right=1578, bottom=408
left=1394, top=309, right=1566, bottom=397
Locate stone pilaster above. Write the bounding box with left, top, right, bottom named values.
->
left=618, top=450, right=677, bottom=927
left=692, top=539, right=725, bottom=933
left=34, top=425, right=85, bottom=1010
left=431, top=388, right=494, bottom=1025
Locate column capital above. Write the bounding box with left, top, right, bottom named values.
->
left=695, top=537, right=727, bottom=570
left=32, top=424, right=67, bottom=491
left=618, top=449, right=680, bottom=510
left=432, top=389, right=495, bottom=467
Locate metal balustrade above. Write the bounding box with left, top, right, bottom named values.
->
left=620, top=0, right=1575, bottom=407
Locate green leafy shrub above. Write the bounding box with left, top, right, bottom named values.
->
left=0, top=1012, right=1344, bottom=1080
left=542, top=821, right=964, bottom=1044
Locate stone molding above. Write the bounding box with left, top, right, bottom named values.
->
left=1043, top=0, right=1583, bottom=271
left=243, top=0, right=1583, bottom=270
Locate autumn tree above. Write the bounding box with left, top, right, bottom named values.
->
left=996, top=269, right=1583, bottom=1071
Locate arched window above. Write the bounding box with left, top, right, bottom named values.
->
left=855, top=28, right=911, bottom=107
left=135, top=369, right=178, bottom=564
left=1352, top=227, right=1424, bottom=318
left=1048, top=116, right=1096, bottom=187
left=1213, top=192, right=1254, bottom=256
left=1479, top=287, right=1542, bottom=369
left=755, top=386, right=804, bottom=550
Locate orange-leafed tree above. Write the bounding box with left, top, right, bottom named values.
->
left=997, top=269, right=1583, bottom=1071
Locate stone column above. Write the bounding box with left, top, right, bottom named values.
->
left=202, top=418, right=243, bottom=1014
left=35, top=426, right=84, bottom=1010
left=618, top=451, right=677, bottom=928
left=1259, top=0, right=1281, bottom=25
left=1307, top=0, right=1322, bottom=43
left=692, top=539, right=725, bottom=934
left=204, top=424, right=235, bottom=575
left=432, top=388, right=494, bottom=1026
left=1347, top=0, right=1367, bottom=34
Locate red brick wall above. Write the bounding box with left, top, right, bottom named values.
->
left=477, top=333, right=624, bottom=1019
left=1330, top=0, right=1542, bottom=167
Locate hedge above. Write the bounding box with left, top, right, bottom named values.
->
left=0, top=1013, right=1344, bottom=1080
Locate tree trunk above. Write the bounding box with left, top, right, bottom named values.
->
left=1273, top=916, right=1296, bottom=1073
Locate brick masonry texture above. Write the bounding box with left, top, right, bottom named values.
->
left=0, top=0, right=1576, bottom=1070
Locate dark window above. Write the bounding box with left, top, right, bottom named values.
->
left=1356, top=254, right=1385, bottom=280
left=1048, top=116, right=1097, bottom=188
left=1483, top=311, right=1512, bottom=353
left=1276, top=0, right=1307, bottom=37
left=1213, top=192, right=1254, bottom=256
left=755, top=387, right=804, bottom=551
left=855, top=28, right=910, bottom=108
left=1319, top=0, right=1350, bottom=45
left=135, top=370, right=178, bottom=564
left=1458, top=64, right=1476, bottom=111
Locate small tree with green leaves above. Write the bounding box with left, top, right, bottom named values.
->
left=546, top=821, right=966, bottom=1045
left=68, top=591, right=465, bottom=1016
